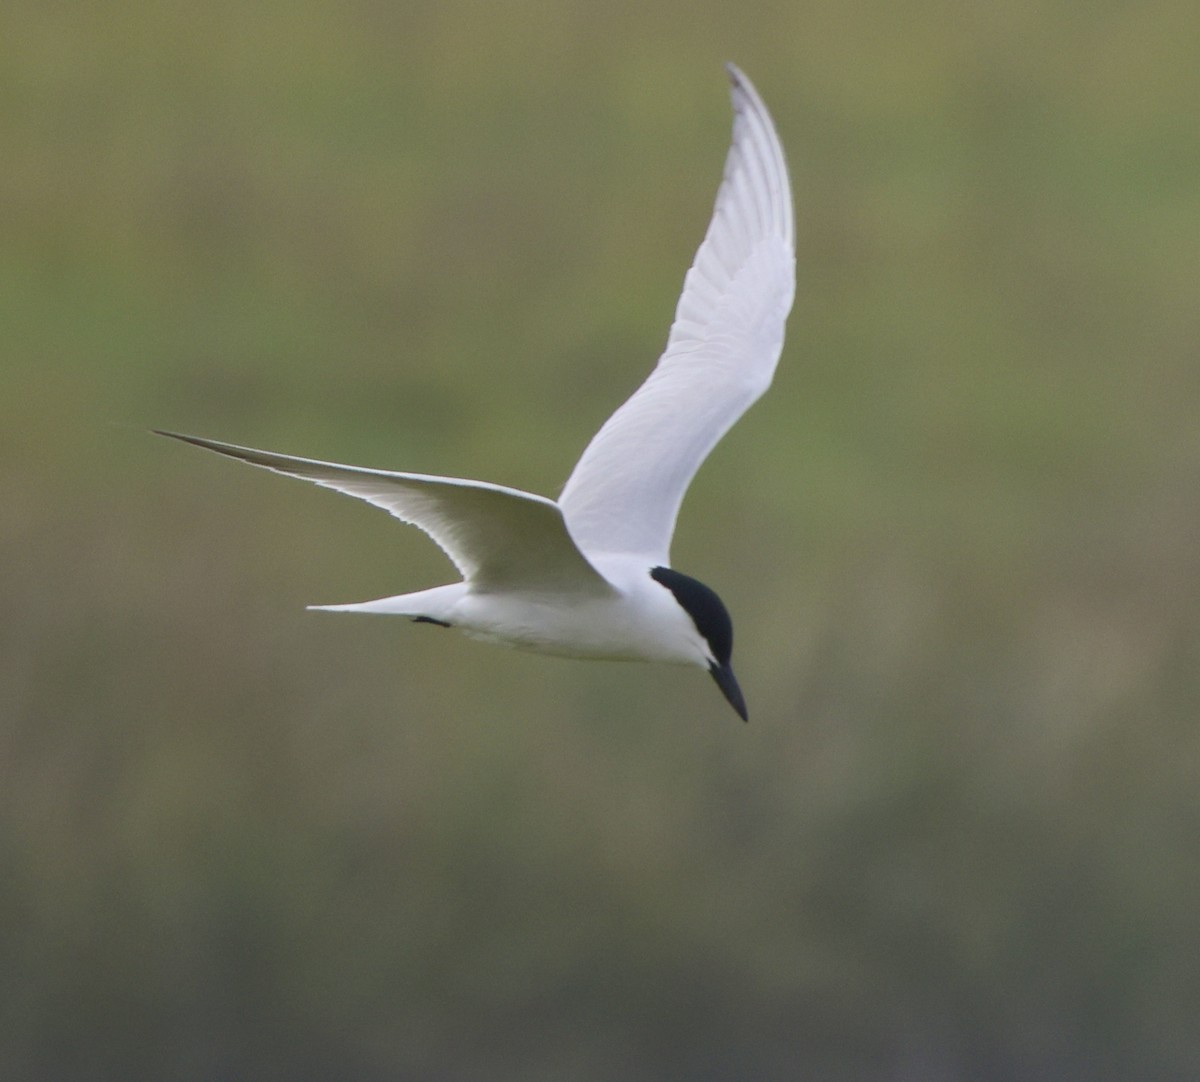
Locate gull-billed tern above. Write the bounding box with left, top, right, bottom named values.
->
left=158, top=63, right=794, bottom=721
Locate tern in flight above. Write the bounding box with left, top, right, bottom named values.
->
left=159, top=63, right=794, bottom=721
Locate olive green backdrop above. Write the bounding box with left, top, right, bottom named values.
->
left=3, top=1, right=1199, bottom=1078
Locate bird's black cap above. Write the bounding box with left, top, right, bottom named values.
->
left=651, top=566, right=747, bottom=721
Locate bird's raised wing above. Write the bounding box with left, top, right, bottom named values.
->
left=559, top=64, right=795, bottom=565
left=156, top=432, right=614, bottom=595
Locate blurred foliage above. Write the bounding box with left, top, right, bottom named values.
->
left=3, top=0, right=1200, bottom=1078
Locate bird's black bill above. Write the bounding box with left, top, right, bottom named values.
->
left=709, top=661, right=748, bottom=722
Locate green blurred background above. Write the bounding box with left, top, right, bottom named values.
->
left=4, top=0, right=1199, bottom=1078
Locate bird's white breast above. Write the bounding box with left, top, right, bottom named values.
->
left=451, top=556, right=705, bottom=666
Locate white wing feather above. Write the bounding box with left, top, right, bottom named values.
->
left=156, top=432, right=614, bottom=595
left=559, top=63, right=795, bottom=564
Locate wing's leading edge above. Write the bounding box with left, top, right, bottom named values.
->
left=155, top=431, right=613, bottom=595
left=559, top=64, right=795, bottom=564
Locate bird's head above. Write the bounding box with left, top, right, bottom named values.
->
left=650, top=566, right=747, bottom=721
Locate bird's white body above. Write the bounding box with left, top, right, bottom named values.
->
left=159, top=64, right=794, bottom=720
left=317, top=553, right=706, bottom=664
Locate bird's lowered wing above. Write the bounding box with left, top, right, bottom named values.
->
left=156, top=432, right=615, bottom=595
left=558, top=64, right=795, bottom=565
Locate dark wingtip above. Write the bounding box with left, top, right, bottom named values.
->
left=153, top=429, right=204, bottom=447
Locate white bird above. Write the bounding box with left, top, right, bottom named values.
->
left=158, top=63, right=794, bottom=721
